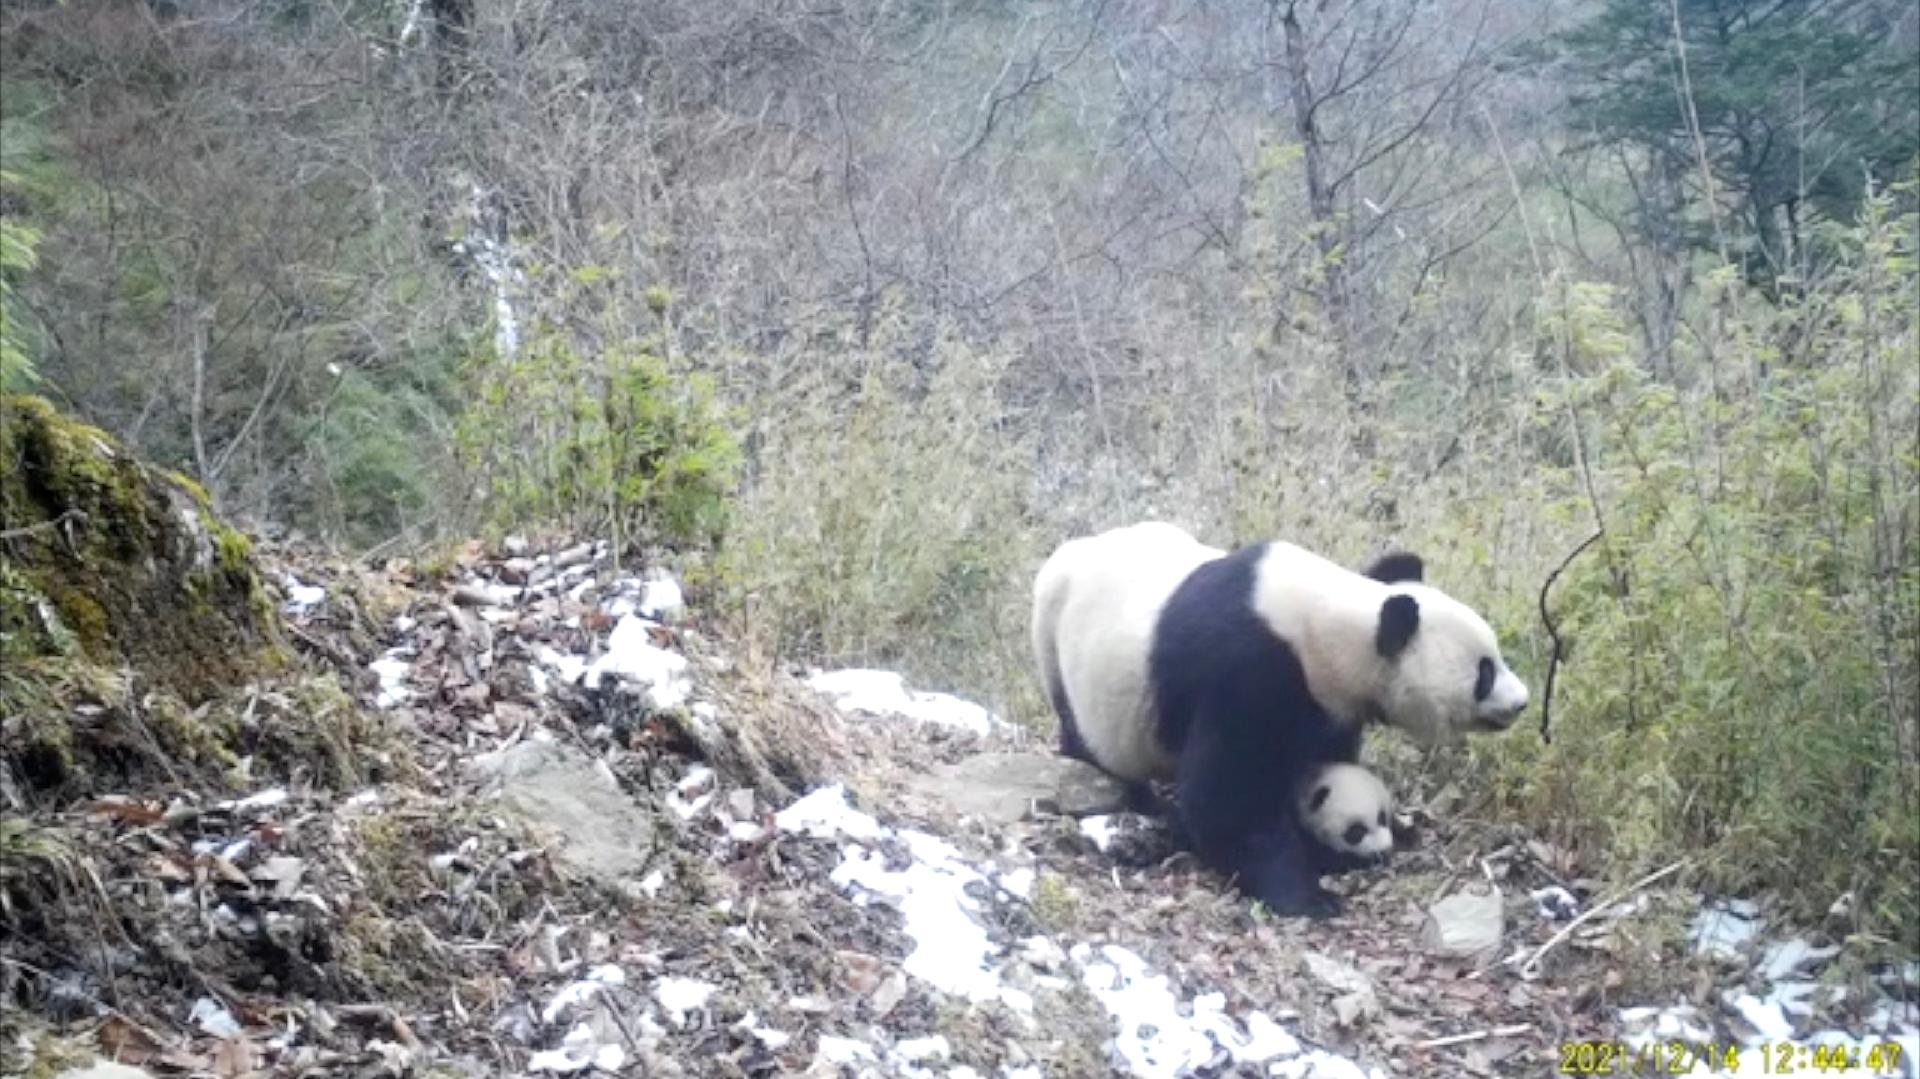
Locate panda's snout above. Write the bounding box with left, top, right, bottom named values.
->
left=1480, top=701, right=1526, bottom=729
left=1474, top=664, right=1536, bottom=721
left=1476, top=681, right=1529, bottom=729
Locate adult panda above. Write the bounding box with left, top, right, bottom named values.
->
left=1030, top=521, right=1528, bottom=916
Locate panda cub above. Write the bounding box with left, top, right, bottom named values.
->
left=1031, top=521, right=1527, bottom=917
left=1297, top=762, right=1398, bottom=875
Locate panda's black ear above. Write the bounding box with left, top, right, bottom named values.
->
left=1364, top=552, right=1424, bottom=584
left=1309, top=785, right=1331, bottom=811
left=1376, top=594, right=1421, bottom=658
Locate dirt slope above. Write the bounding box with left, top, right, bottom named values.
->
left=3, top=399, right=1913, bottom=1078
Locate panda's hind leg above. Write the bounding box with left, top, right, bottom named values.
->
left=1047, top=692, right=1170, bottom=817
left=1173, top=711, right=1339, bottom=918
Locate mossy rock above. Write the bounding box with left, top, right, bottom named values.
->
left=1, top=395, right=286, bottom=789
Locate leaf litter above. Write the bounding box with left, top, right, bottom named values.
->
left=4, top=533, right=1915, bottom=1079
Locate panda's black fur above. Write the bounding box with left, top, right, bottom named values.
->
left=1145, top=543, right=1417, bottom=916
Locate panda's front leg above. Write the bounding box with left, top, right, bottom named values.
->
left=1238, top=822, right=1343, bottom=918
left=1174, top=718, right=1340, bottom=918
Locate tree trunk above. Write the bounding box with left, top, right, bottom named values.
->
left=1277, top=1, right=1352, bottom=373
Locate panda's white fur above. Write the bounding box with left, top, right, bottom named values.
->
left=1298, top=762, right=1395, bottom=861
left=1247, top=541, right=1531, bottom=746
left=1030, top=521, right=1223, bottom=782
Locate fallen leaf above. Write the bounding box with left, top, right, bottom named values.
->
left=212, top=1035, right=260, bottom=1078
left=96, top=1014, right=165, bottom=1064
left=84, top=798, right=164, bottom=825
left=868, top=971, right=909, bottom=1018
left=837, top=950, right=885, bottom=995
left=202, top=854, right=253, bottom=888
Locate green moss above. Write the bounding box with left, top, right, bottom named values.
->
left=0, top=395, right=296, bottom=797
left=1029, top=871, right=1081, bottom=933
left=246, top=674, right=407, bottom=788
left=0, top=561, right=71, bottom=659
left=40, top=581, right=107, bottom=657
left=0, top=394, right=282, bottom=704
left=166, top=468, right=214, bottom=507
left=208, top=509, right=254, bottom=573
left=146, top=693, right=240, bottom=770
left=0, top=660, right=84, bottom=788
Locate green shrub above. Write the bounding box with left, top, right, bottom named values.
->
left=1477, top=191, right=1919, bottom=934
left=0, top=172, right=40, bottom=392
left=456, top=322, right=739, bottom=552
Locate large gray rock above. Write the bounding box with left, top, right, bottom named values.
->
left=467, top=736, right=657, bottom=883
left=907, top=753, right=1129, bottom=824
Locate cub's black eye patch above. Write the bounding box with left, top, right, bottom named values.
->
left=1343, top=823, right=1369, bottom=847
left=1474, top=657, right=1495, bottom=701
left=1377, top=811, right=1388, bottom=826
left=1310, top=785, right=1331, bottom=811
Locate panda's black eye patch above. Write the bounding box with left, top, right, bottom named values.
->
left=1377, top=810, right=1387, bottom=826
left=1343, top=823, right=1369, bottom=847
left=1474, top=657, right=1495, bottom=701
left=1310, top=785, right=1330, bottom=811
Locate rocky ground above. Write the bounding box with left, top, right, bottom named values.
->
left=5, top=529, right=1918, bottom=1079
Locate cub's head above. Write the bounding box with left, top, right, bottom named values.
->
left=1298, top=762, right=1395, bottom=860
left=1366, top=553, right=1529, bottom=745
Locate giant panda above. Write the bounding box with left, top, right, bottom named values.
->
left=1030, top=521, right=1528, bottom=916
left=1297, top=761, right=1399, bottom=876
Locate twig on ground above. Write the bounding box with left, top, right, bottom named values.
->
left=1517, top=859, right=1689, bottom=979
left=1414, top=1023, right=1535, bottom=1049
left=0, top=508, right=88, bottom=545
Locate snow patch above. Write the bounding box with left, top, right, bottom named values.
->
left=1760, top=937, right=1839, bottom=981
left=1078, top=815, right=1117, bottom=852
left=895, top=1035, right=951, bottom=1062
left=281, top=574, right=325, bottom=615
left=814, top=1035, right=876, bottom=1065
left=806, top=668, right=1005, bottom=736
left=534, top=645, right=587, bottom=688
left=830, top=830, right=1028, bottom=1009
left=998, top=867, right=1035, bottom=900
left=774, top=784, right=886, bottom=842
left=639, top=572, right=684, bottom=621
left=1727, top=991, right=1795, bottom=1041
left=189, top=997, right=241, bottom=1038
left=653, top=976, right=717, bottom=1028
left=584, top=614, right=690, bottom=708
left=370, top=649, right=413, bottom=709
left=1072, top=942, right=1305, bottom=1078
left=526, top=1023, right=625, bottom=1074
left=218, top=787, right=289, bottom=813
left=1690, top=899, right=1762, bottom=959
left=1619, top=1004, right=1715, bottom=1048
left=540, top=965, right=626, bottom=1025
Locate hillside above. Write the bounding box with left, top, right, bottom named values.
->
left=4, top=401, right=1915, bottom=1078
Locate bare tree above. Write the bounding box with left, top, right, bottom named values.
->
left=1263, top=0, right=1511, bottom=385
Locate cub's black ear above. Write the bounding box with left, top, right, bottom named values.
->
left=1364, top=552, right=1424, bottom=584
left=1309, top=785, right=1331, bottom=811
left=1376, top=594, right=1421, bottom=658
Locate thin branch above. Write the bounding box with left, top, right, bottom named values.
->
left=0, top=509, right=89, bottom=546
left=1537, top=530, right=1605, bottom=743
